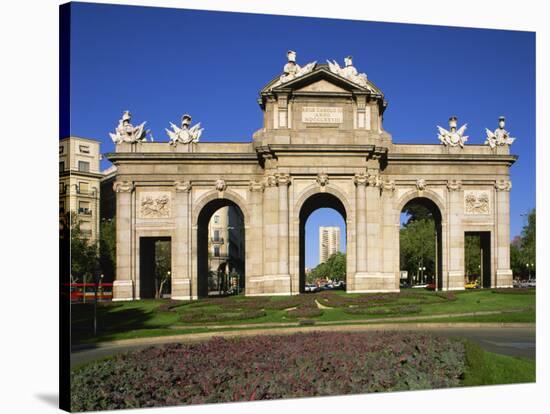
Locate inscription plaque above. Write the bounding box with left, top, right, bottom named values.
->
left=302, top=106, right=343, bottom=124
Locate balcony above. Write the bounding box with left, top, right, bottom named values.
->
left=210, top=237, right=224, bottom=244
left=78, top=208, right=92, bottom=215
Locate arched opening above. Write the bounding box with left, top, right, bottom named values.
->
left=299, top=193, right=347, bottom=293
left=399, top=197, right=443, bottom=290
left=197, top=199, right=245, bottom=298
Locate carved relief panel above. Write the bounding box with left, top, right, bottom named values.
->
left=139, top=191, right=171, bottom=218
left=464, top=190, right=490, bottom=215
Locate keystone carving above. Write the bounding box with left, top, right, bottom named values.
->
left=316, top=173, right=329, bottom=187
left=214, top=179, right=227, bottom=192
left=416, top=178, right=427, bottom=191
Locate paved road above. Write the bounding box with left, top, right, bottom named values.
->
left=71, top=325, right=535, bottom=367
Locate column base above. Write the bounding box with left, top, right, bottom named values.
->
left=247, top=274, right=291, bottom=296
left=445, top=271, right=465, bottom=290
left=351, top=272, right=397, bottom=292
left=495, top=269, right=513, bottom=288
left=171, top=278, right=191, bottom=300
left=113, top=280, right=134, bottom=301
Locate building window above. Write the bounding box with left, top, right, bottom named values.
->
left=79, top=145, right=90, bottom=154
left=59, top=201, right=65, bottom=213
left=59, top=146, right=64, bottom=154
left=214, top=246, right=220, bottom=257
left=213, top=230, right=220, bottom=242
left=59, top=161, right=64, bottom=172
left=78, top=181, right=89, bottom=194
left=78, top=161, right=90, bottom=172
left=214, top=215, right=219, bottom=224
left=78, top=201, right=91, bottom=215
left=59, top=182, right=65, bottom=194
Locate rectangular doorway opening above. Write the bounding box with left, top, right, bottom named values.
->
left=139, top=237, right=171, bottom=299
left=464, top=231, right=491, bottom=289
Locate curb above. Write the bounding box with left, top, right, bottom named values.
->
left=72, top=322, right=535, bottom=352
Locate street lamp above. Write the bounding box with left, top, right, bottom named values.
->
left=526, top=263, right=534, bottom=280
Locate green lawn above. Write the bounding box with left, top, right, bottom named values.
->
left=71, top=288, right=535, bottom=344
left=462, top=340, right=536, bottom=385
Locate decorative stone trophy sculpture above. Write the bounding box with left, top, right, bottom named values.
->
left=166, top=114, right=204, bottom=145
left=485, top=116, right=516, bottom=148
left=437, top=116, right=468, bottom=148
left=109, top=110, right=149, bottom=144
left=270, top=50, right=316, bottom=88
left=327, top=56, right=369, bottom=89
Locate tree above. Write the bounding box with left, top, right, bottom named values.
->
left=399, top=218, right=435, bottom=282
left=70, top=213, right=99, bottom=284
left=99, top=218, right=116, bottom=282
left=521, top=209, right=536, bottom=270
left=464, top=234, right=481, bottom=279
left=307, top=252, right=346, bottom=283
left=154, top=240, right=171, bottom=299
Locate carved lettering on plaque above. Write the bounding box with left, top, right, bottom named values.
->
left=139, top=192, right=171, bottom=218
left=302, top=107, right=343, bottom=124
left=464, top=191, right=490, bottom=215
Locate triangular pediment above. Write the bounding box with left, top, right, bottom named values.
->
left=295, top=79, right=349, bottom=93
left=261, top=65, right=383, bottom=97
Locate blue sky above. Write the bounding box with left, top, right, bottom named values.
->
left=66, top=2, right=535, bottom=268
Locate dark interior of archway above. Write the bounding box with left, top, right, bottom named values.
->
left=400, top=197, right=443, bottom=290
left=139, top=237, right=171, bottom=299
left=299, top=193, right=347, bottom=293
left=197, top=199, right=245, bottom=298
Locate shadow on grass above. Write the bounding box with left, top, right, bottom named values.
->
left=71, top=302, right=164, bottom=346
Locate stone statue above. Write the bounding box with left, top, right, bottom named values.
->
left=327, top=56, right=370, bottom=89
left=437, top=116, right=469, bottom=148
left=485, top=116, right=516, bottom=148
left=166, top=114, right=204, bottom=145
left=109, top=110, right=149, bottom=144
left=270, top=50, right=316, bottom=88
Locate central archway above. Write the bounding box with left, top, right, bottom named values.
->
left=399, top=196, right=443, bottom=290
left=298, top=192, right=348, bottom=293
left=197, top=198, right=246, bottom=298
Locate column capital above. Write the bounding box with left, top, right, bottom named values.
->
left=174, top=181, right=192, bottom=192
left=248, top=179, right=265, bottom=192
left=113, top=181, right=134, bottom=193
left=367, top=173, right=382, bottom=188
left=353, top=173, right=368, bottom=186
left=447, top=179, right=462, bottom=191
left=381, top=179, right=395, bottom=194
left=495, top=179, right=512, bottom=192
left=275, top=173, right=291, bottom=186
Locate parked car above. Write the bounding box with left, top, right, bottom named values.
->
left=465, top=280, right=480, bottom=289
left=426, top=282, right=436, bottom=290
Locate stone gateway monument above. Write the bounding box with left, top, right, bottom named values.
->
left=107, top=52, right=516, bottom=301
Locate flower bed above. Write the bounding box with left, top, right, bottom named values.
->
left=71, top=331, right=465, bottom=411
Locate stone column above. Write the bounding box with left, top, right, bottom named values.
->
left=380, top=180, right=397, bottom=288
left=446, top=180, right=464, bottom=290
left=172, top=181, right=192, bottom=300
left=247, top=180, right=265, bottom=288
left=277, top=173, right=291, bottom=276
left=354, top=173, right=368, bottom=279
left=495, top=180, right=513, bottom=288
left=113, top=181, right=134, bottom=300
